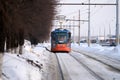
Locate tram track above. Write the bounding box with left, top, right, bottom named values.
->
left=55, top=53, right=65, bottom=80
left=72, top=50, right=120, bottom=72
left=45, top=47, right=120, bottom=80
left=45, top=47, right=69, bottom=80
left=56, top=53, right=73, bottom=80
left=69, top=54, right=104, bottom=80
left=56, top=53, right=105, bottom=80
left=70, top=51, right=120, bottom=80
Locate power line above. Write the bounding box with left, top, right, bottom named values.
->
left=54, top=3, right=116, bottom=5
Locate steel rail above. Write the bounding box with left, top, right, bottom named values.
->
left=72, top=50, right=120, bottom=72
left=43, top=47, right=65, bottom=80
left=69, top=54, right=104, bottom=80
left=55, top=54, right=65, bottom=80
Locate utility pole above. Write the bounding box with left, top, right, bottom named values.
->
left=109, top=23, right=111, bottom=39
left=69, top=20, right=71, bottom=31
left=73, top=16, right=75, bottom=43
left=104, top=26, right=106, bottom=41
left=88, top=0, right=91, bottom=47
left=78, top=10, right=80, bottom=45
left=116, top=0, right=119, bottom=45
left=98, top=26, right=101, bottom=44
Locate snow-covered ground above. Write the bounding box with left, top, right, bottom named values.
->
left=72, top=43, right=120, bottom=60
left=2, top=41, right=120, bottom=80
left=2, top=41, right=51, bottom=80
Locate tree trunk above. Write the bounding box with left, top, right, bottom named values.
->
left=19, top=46, right=23, bottom=54
left=0, top=53, right=3, bottom=80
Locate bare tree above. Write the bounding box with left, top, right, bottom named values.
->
left=0, top=0, right=57, bottom=79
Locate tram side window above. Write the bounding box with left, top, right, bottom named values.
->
left=68, top=32, right=71, bottom=40
left=68, top=32, right=71, bottom=42
left=68, top=32, right=71, bottom=38
left=52, top=34, right=55, bottom=40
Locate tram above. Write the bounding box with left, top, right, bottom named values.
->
left=51, top=28, right=71, bottom=52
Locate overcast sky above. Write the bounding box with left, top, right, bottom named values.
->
left=54, top=0, right=120, bottom=37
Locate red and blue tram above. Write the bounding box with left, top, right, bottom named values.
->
left=51, top=28, right=71, bottom=52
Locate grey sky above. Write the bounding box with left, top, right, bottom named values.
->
left=54, top=0, right=120, bottom=37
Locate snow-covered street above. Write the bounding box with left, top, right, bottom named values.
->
left=70, top=52, right=120, bottom=80
left=57, top=53, right=99, bottom=80
left=2, top=42, right=120, bottom=80
left=56, top=50, right=120, bottom=80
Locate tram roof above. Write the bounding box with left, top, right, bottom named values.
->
left=52, top=28, right=70, bottom=33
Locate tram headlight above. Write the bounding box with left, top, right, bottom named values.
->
left=67, top=43, right=70, bottom=47
left=53, top=43, right=56, bottom=47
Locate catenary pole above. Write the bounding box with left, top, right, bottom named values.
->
left=78, top=10, right=80, bottom=45
left=116, top=0, right=119, bottom=45
left=73, top=16, right=75, bottom=43
left=88, top=0, right=91, bottom=47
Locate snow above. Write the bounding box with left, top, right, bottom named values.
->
left=57, top=53, right=98, bottom=80
left=2, top=41, right=120, bottom=80
left=72, top=43, right=120, bottom=60
left=2, top=40, right=51, bottom=80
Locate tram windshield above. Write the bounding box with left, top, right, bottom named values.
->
left=58, top=35, right=67, bottom=43
left=56, top=33, right=67, bottom=43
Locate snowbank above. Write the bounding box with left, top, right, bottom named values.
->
left=2, top=41, right=50, bottom=80
left=72, top=43, right=120, bottom=60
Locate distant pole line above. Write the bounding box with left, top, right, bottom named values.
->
left=53, top=1, right=119, bottom=45
left=53, top=3, right=116, bottom=6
